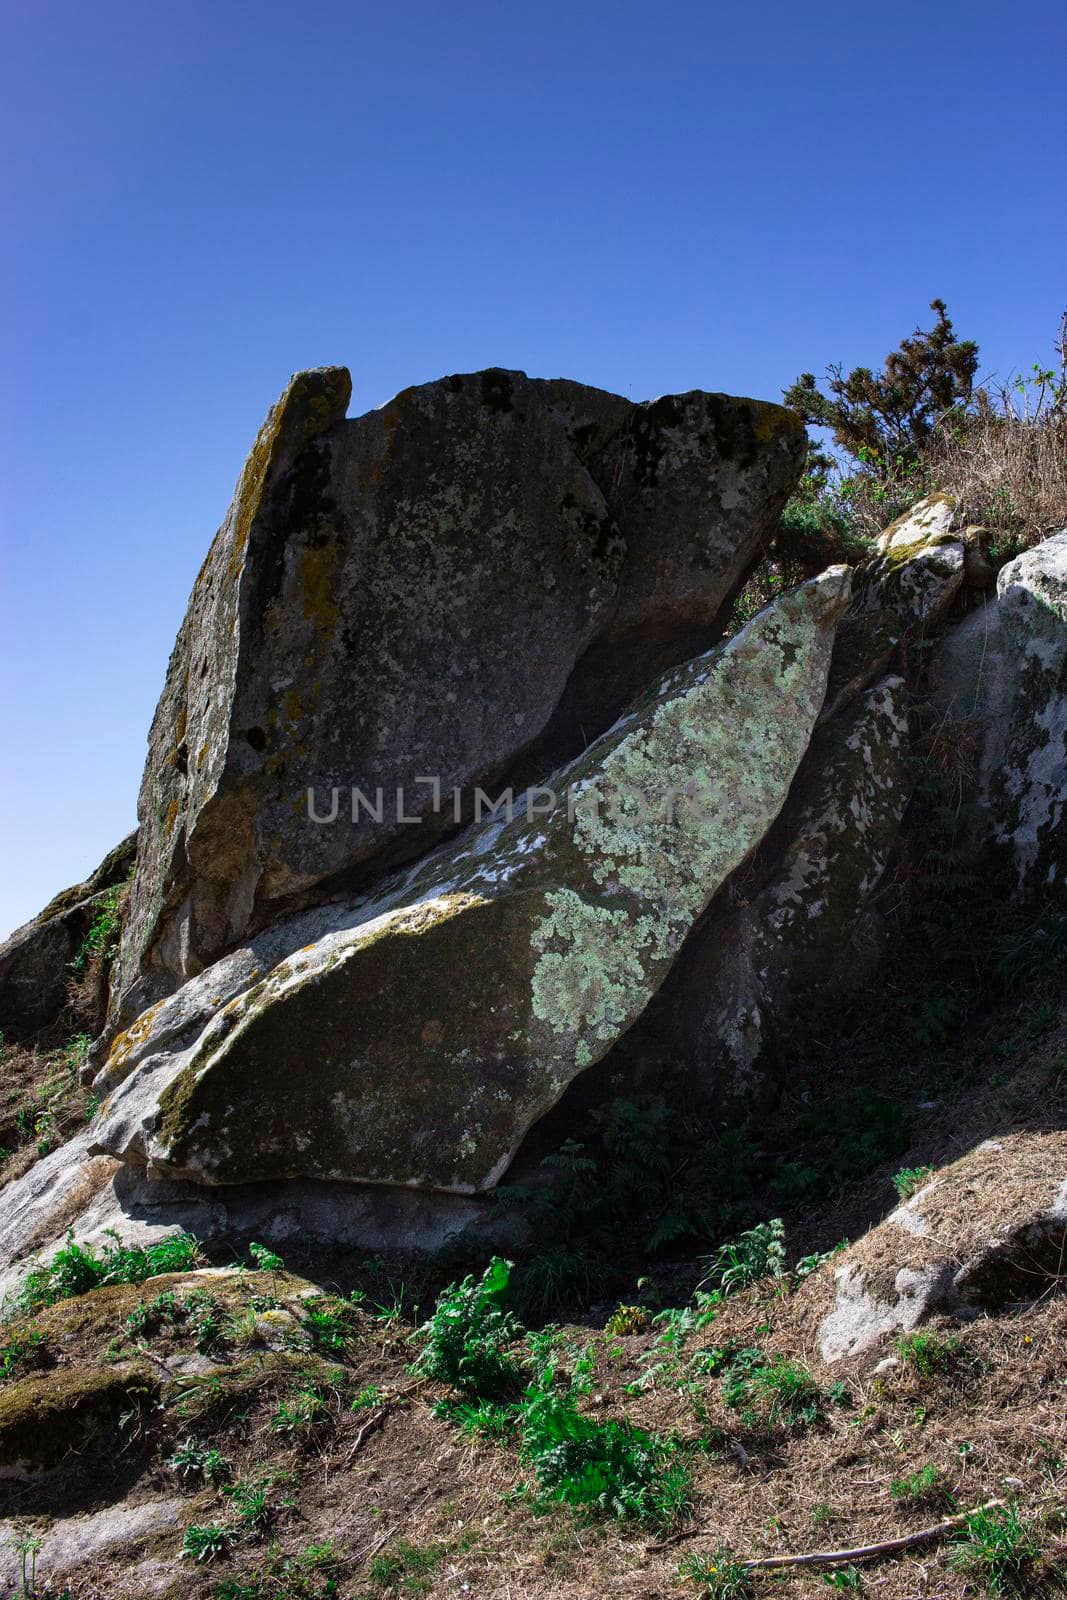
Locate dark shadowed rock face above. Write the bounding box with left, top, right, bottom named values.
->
left=112, top=366, right=805, bottom=1025
left=925, top=528, right=1067, bottom=902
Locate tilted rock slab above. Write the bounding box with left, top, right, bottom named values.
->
left=671, top=674, right=912, bottom=1103
left=91, top=568, right=850, bottom=1194
left=113, top=366, right=805, bottom=1025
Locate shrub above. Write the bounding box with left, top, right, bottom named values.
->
left=412, top=1257, right=522, bottom=1399
left=518, top=1353, right=690, bottom=1526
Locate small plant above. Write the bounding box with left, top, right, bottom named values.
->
left=771, top=1160, right=822, bottom=1204
left=892, top=1166, right=934, bottom=1202
left=413, top=1257, right=522, bottom=1399
left=949, top=1503, right=1041, bottom=1595
left=223, top=1477, right=273, bottom=1532
left=169, top=1437, right=233, bottom=1484
left=678, top=1547, right=754, bottom=1599
left=248, top=1241, right=284, bottom=1297
left=434, top=1395, right=517, bottom=1439
left=181, top=1522, right=235, bottom=1563
left=893, top=1330, right=963, bottom=1379
left=822, top=1568, right=862, bottom=1592
left=11, top=1534, right=43, bottom=1598
left=891, top=1462, right=950, bottom=1507
left=270, top=1384, right=329, bottom=1434
left=349, top=1383, right=382, bottom=1412
left=604, top=1303, right=650, bottom=1335
left=69, top=881, right=126, bottom=972
left=368, top=1538, right=446, bottom=1594
left=738, top=1359, right=825, bottom=1427
left=701, top=1218, right=786, bottom=1295
left=0, top=1330, right=47, bottom=1383
left=302, top=1294, right=359, bottom=1353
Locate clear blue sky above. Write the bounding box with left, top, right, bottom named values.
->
left=2, top=0, right=1065, bottom=939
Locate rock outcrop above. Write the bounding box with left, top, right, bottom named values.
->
left=112, top=368, right=806, bottom=1027
left=0, top=833, right=136, bottom=1039
left=90, top=569, right=850, bottom=1193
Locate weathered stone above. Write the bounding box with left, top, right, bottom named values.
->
left=821, top=494, right=965, bottom=720
left=665, top=675, right=912, bottom=1104
left=817, top=1130, right=1067, bottom=1360
left=113, top=368, right=806, bottom=1027
left=0, top=1132, right=499, bottom=1307
left=0, top=833, right=136, bottom=1039
left=0, top=1501, right=182, bottom=1592
left=925, top=530, right=1067, bottom=900
left=91, top=569, right=849, bottom=1194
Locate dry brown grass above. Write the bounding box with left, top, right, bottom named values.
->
left=928, top=399, right=1067, bottom=551
left=0, top=1255, right=1062, bottom=1599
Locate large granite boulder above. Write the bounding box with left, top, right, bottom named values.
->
left=926, top=529, right=1067, bottom=901
left=0, top=833, right=136, bottom=1039
left=112, top=367, right=806, bottom=1027
left=90, top=569, right=850, bottom=1194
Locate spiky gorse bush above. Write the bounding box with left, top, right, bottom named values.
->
left=780, top=302, right=1067, bottom=550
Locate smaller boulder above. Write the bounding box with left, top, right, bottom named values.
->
left=817, top=1130, right=1067, bottom=1360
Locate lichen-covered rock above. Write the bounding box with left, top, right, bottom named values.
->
left=91, top=569, right=849, bottom=1194
left=0, top=832, right=136, bottom=1039
left=667, top=675, right=912, bottom=1103
left=817, top=1130, right=1067, bottom=1360
left=112, top=367, right=806, bottom=1028
left=821, top=494, right=965, bottom=720
left=926, top=529, right=1067, bottom=900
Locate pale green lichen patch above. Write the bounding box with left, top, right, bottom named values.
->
left=530, top=889, right=655, bottom=1063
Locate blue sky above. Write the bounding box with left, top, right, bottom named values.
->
left=1, top=0, right=1065, bottom=938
